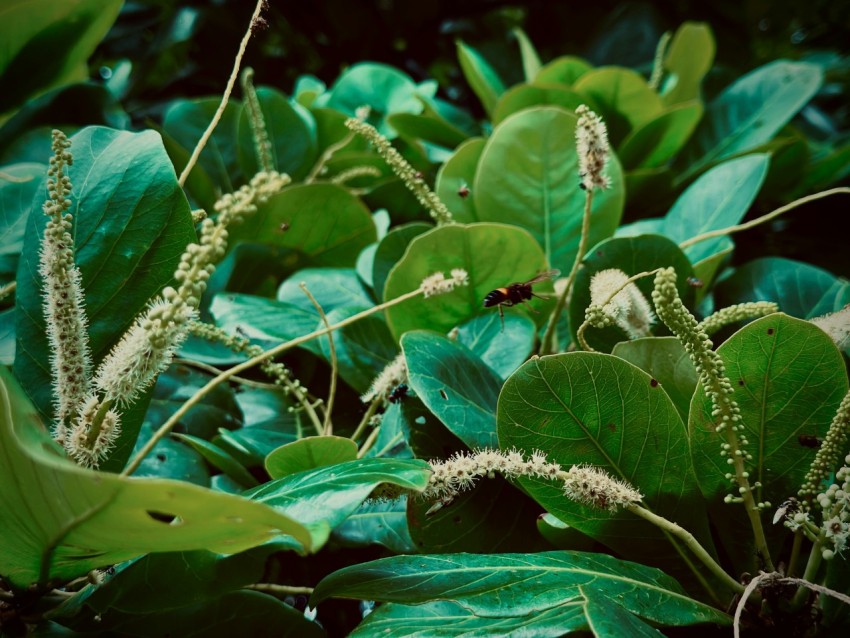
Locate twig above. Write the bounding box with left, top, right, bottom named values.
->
left=244, top=583, right=314, bottom=596
left=679, top=187, right=850, bottom=249
left=178, top=0, right=266, bottom=187
left=357, top=425, right=381, bottom=458
left=174, top=358, right=279, bottom=390
left=299, top=283, right=337, bottom=436
left=350, top=397, right=381, bottom=443
left=733, top=572, right=770, bottom=638
left=0, top=280, right=15, bottom=300
left=305, top=131, right=356, bottom=183
left=121, top=286, right=425, bottom=476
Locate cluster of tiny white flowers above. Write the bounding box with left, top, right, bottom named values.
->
left=810, top=304, right=850, bottom=351
left=816, top=455, right=850, bottom=559
left=800, top=391, right=850, bottom=506
left=422, top=448, right=642, bottom=513
left=420, top=268, right=469, bottom=298
left=65, top=395, right=121, bottom=468
left=588, top=268, right=655, bottom=339
left=361, top=352, right=408, bottom=403
left=575, top=105, right=611, bottom=191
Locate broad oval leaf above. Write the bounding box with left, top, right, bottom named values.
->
left=312, top=552, right=730, bottom=628
left=333, top=496, right=416, bottom=553
left=434, top=137, right=485, bottom=221
left=498, top=353, right=715, bottom=585
left=265, top=436, right=358, bottom=479
left=229, top=182, right=377, bottom=267
left=618, top=102, right=703, bottom=170
left=382, top=223, right=551, bottom=340
left=372, top=222, right=432, bottom=300
left=534, top=56, right=592, bottom=86
left=13, top=126, right=196, bottom=467
left=0, top=368, right=311, bottom=588
left=680, top=61, right=823, bottom=177
left=661, top=22, right=715, bottom=106
left=491, top=83, right=586, bottom=125
left=402, top=330, right=502, bottom=450
left=456, top=313, right=537, bottom=380
left=474, top=107, right=624, bottom=274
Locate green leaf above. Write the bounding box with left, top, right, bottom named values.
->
left=573, top=68, right=664, bottom=143
left=618, top=102, right=703, bottom=170
left=382, top=223, right=552, bottom=339
left=172, top=433, right=258, bottom=488
left=312, top=552, right=730, bottom=628
left=129, top=422, right=209, bottom=486
left=371, top=222, right=432, bottom=300
left=491, top=83, right=587, bottom=125
left=473, top=107, right=624, bottom=274
left=277, top=268, right=373, bottom=314
left=534, top=56, right=592, bottom=86
left=0, top=0, right=122, bottom=114
left=584, top=588, right=665, bottom=637
left=456, top=313, right=537, bottom=379
left=612, top=337, right=698, bottom=424
left=402, top=330, right=502, bottom=450
left=236, top=87, right=318, bottom=180
left=661, top=22, right=715, bottom=106
left=322, top=62, right=423, bottom=137
left=265, top=436, right=358, bottom=479
left=246, top=458, right=431, bottom=549
left=332, top=496, right=416, bottom=553
left=569, top=234, right=695, bottom=353
left=0, top=368, right=311, bottom=588
left=387, top=111, right=467, bottom=150
left=498, top=354, right=716, bottom=586
left=690, top=313, right=848, bottom=503
left=0, top=162, right=44, bottom=279
left=13, top=126, right=196, bottom=468
left=0, top=308, right=15, bottom=365
left=513, top=28, right=542, bottom=82
left=434, top=137, right=485, bottom=221
left=229, top=183, right=377, bottom=268
left=714, top=257, right=850, bottom=319
left=680, top=61, right=823, bottom=178
left=456, top=40, right=506, bottom=116
left=664, top=154, right=769, bottom=264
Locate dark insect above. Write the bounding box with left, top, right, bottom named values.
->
left=279, top=222, right=290, bottom=232
left=457, top=184, right=470, bottom=199
left=773, top=497, right=800, bottom=525
left=388, top=383, right=408, bottom=404
left=483, top=270, right=560, bottom=329
left=798, top=434, right=821, bottom=448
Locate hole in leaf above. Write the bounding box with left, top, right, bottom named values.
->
left=146, top=510, right=180, bottom=524
left=738, top=379, right=745, bottom=386
left=156, top=453, right=167, bottom=462
left=767, top=328, right=775, bottom=335
left=439, top=389, right=448, bottom=400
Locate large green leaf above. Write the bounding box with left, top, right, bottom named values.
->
left=229, top=183, right=377, bottom=268
left=0, top=0, right=122, bottom=114
left=382, top=223, right=551, bottom=340
left=402, top=330, right=502, bottom=450
left=473, top=107, right=624, bottom=274
left=661, top=22, right=715, bottom=106
left=321, top=62, right=424, bottom=137
left=0, top=162, right=44, bottom=280
left=689, top=313, right=848, bottom=509
left=569, top=234, right=695, bottom=353
left=491, top=83, right=586, bottom=125
left=456, top=41, right=506, bottom=117
left=246, top=457, right=431, bottom=549
left=456, top=313, right=537, bottom=379
left=0, top=368, right=311, bottom=588
left=573, top=68, right=664, bottom=143
left=534, top=56, right=592, bottom=87
left=498, top=353, right=716, bottom=588
left=714, top=257, right=850, bottom=319
left=332, top=496, right=416, bottom=553
left=13, top=126, right=196, bottom=467
left=265, top=436, right=358, bottom=479
left=680, top=61, right=822, bottom=178
left=371, top=222, right=432, bottom=300
left=312, top=552, right=730, bottom=628
left=236, top=87, right=318, bottom=181
left=617, top=102, right=703, bottom=170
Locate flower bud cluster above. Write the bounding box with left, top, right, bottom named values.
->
left=588, top=268, right=655, bottom=339
left=421, top=269, right=469, bottom=298
left=39, top=130, right=93, bottom=439
left=799, top=391, right=850, bottom=507
left=652, top=268, right=757, bottom=496
left=65, top=395, right=121, bottom=468
left=422, top=448, right=642, bottom=513
left=810, top=304, right=850, bottom=351
left=345, top=117, right=454, bottom=225
left=816, top=454, right=850, bottom=558
left=697, top=302, right=778, bottom=336
left=241, top=68, right=274, bottom=173
left=575, top=105, right=611, bottom=191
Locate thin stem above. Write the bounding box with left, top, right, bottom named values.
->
left=540, top=189, right=593, bottom=355
left=300, top=283, right=337, bottom=436
left=305, top=131, right=356, bottom=183
left=792, top=528, right=826, bottom=607
left=0, top=280, right=15, bottom=300
left=357, top=425, right=382, bottom=458
left=174, top=358, right=279, bottom=390
left=787, top=529, right=804, bottom=578
left=350, top=397, right=381, bottom=443
left=244, top=583, right=314, bottom=596
left=121, top=286, right=425, bottom=476
left=627, top=503, right=745, bottom=594
left=679, top=187, right=850, bottom=249
left=177, top=0, right=265, bottom=187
